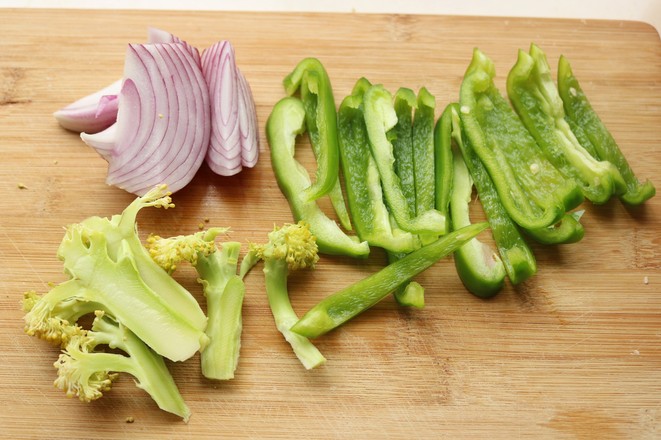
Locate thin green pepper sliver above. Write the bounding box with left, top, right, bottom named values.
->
left=363, top=84, right=447, bottom=235
left=449, top=103, right=537, bottom=285
left=444, top=105, right=506, bottom=298
left=337, top=78, right=419, bottom=254
left=283, top=58, right=352, bottom=229
left=290, top=222, right=488, bottom=339
left=459, top=48, right=584, bottom=231
left=265, top=96, right=370, bottom=258
left=412, top=87, right=437, bottom=221
left=391, top=87, right=418, bottom=214
left=557, top=55, right=656, bottom=205
left=507, top=44, right=626, bottom=205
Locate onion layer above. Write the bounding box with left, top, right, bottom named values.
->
left=201, top=40, right=259, bottom=176
left=53, top=79, right=121, bottom=133
left=81, top=43, right=210, bottom=196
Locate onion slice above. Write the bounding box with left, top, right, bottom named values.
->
left=147, top=27, right=201, bottom=67
left=53, top=79, right=122, bottom=133
left=237, top=69, right=259, bottom=168
left=201, top=40, right=260, bottom=175
left=81, top=43, right=210, bottom=196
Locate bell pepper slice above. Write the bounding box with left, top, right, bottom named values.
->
left=265, top=96, right=369, bottom=258
left=507, top=44, right=626, bottom=205
left=444, top=104, right=506, bottom=298
left=459, top=48, right=584, bottom=231
left=391, top=87, right=418, bottom=214
left=291, top=222, right=489, bottom=338
left=449, top=103, right=537, bottom=285
left=557, top=55, right=656, bottom=205
left=283, top=58, right=352, bottom=229
left=337, top=78, right=419, bottom=254
left=363, top=84, right=447, bottom=235
left=524, top=210, right=585, bottom=245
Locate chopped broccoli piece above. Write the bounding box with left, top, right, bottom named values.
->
left=71, top=184, right=208, bottom=332
left=29, top=223, right=207, bottom=362
left=147, top=228, right=245, bottom=380
left=249, top=222, right=326, bottom=369
left=53, top=311, right=190, bottom=422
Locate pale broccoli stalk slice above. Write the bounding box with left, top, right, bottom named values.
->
left=53, top=225, right=208, bottom=362
left=251, top=222, right=326, bottom=370
left=74, top=184, right=207, bottom=332
left=147, top=228, right=246, bottom=380
left=54, top=311, right=191, bottom=422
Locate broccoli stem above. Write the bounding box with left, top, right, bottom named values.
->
left=104, top=322, right=190, bottom=421
left=52, top=314, right=191, bottom=421
left=263, top=258, right=326, bottom=369
left=195, top=242, right=245, bottom=380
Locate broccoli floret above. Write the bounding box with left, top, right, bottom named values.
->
left=249, top=221, right=326, bottom=370
left=147, top=228, right=245, bottom=380
left=54, top=311, right=190, bottom=422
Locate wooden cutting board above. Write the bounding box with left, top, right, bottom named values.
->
left=0, top=8, right=659, bottom=439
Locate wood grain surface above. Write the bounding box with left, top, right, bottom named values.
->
left=0, top=8, right=659, bottom=440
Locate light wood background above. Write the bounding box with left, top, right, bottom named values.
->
left=0, top=8, right=659, bottom=439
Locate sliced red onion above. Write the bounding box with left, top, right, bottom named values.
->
left=201, top=41, right=243, bottom=176
left=147, top=27, right=201, bottom=67
left=236, top=69, right=259, bottom=168
left=53, top=79, right=122, bottom=133
left=81, top=42, right=210, bottom=196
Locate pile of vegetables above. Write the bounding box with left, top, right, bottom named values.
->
left=266, top=45, right=654, bottom=306
left=54, top=29, right=259, bottom=195
left=24, top=40, right=655, bottom=421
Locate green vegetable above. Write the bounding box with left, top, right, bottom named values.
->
left=337, top=78, right=419, bottom=253
left=459, top=48, right=584, bottom=231
left=524, top=210, right=585, bottom=245
left=283, top=58, right=352, bottom=229
left=444, top=105, right=506, bottom=298
left=24, top=187, right=209, bottom=362
left=291, top=222, right=488, bottom=338
left=449, top=103, right=537, bottom=285
left=558, top=55, right=656, bottom=205
left=249, top=221, right=326, bottom=369
left=434, top=98, right=454, bottom=236
left=391, top=87, right=417, bottom=216
left=147, top=229, right=245, bottom=381
left=507, top=44, right=626, bottom=204
left=412, top=86, right=438, bottom=238
left=363, top=84, right=447, bottom=235
left=265, top=96, right=369, bottom=258
left=51, top=311, right=190, bottom=421
left=388, top=86, right=441, bottom=305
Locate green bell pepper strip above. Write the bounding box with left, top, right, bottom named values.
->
left=265, top=96, right=370, bottom=258
left=449, top=103, right=537, bottom=285
left=283, top=58, right=352, bottom=229
left=412, top=87, right=437, bottom=221
left=363, top=84, right=447, bottom=235
left=507, top=44, right=626, bottom=205
left=557, top=55, right=656, bottom=205
left=337, top=78, right=419, bottom=254
left=434, top=97, right=454, bottom=236
left=290, top=222, right=488, bottom=339
left=445, top=105, right=506, bottom=298
left=524, top=210, right=585, bottom=245
left=459, top=48, right=584, bottom=231
left=391, top=87, right=418, bottom=214
left=389, top=88, right=429, bottom=306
